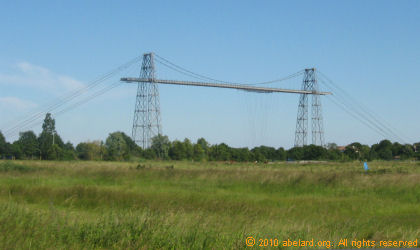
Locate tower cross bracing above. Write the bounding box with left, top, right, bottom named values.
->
left=122, top=53, right=330, bottom=148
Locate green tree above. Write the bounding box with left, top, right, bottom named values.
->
left=326, top=143, right=338, bottom=150
left=252, top=146, right=276, bottom=161
left=375, top=140, right=393, bottom=160
left=390, top=142, right=414, bottom=160
left=192, top=143, right=205, bottom=161
left=231, top=147, right=251, bottom=162
left=369, top=143, right=379, bottom=160
left=343, top=142, right=370, bottom=161
left=120, top=132, right=142, bottom=156
left=0, top=131, right=6, bottom=158
left=76, top=141, right=103, bottom=160
left=252, top=150, right=266, bottom=162
left=151, top=134, right=171, bottom=160
left=50, top=144, right=63, bottom=160
left=183, top=138, right=194, bottom=160
left=287, top=147, right=304, bottom=161
left=392, top=142, right=403, bottom=157
left=17, top=131, right=39, bottom=159
left=105, top=132, right=129, bottom=161
left=327, top=148, right=342, bottom=161
left=197, top=138, right=209, bottom=152
left=38, top=113, right=58, bottom=160
left=42, top=113, right=55, bottom=133
left=344, top=142, right=362, bottom=160
left=414, top=142, right=420, bottom=152
left=302, top=144, right=327, bottom=160
left=197, top=137, right=210, bottom=159
left=209, top=143, right=231, bottom=161
left=4, top=142, right=22, bottom=159
left=400, top=144, right=414, bottom=160
left=76, top=143, right=89, bottom=160
left=62, top=142, right=77, bottom=160
left=360, top=145, right=371, bottom=161
left=169, top=140, right=186, bottom=160
left=413, top=142, right=420, bottom=160
left=143, top=148, right=156, bottom=159
left=275, top=147, right=287, bottom=161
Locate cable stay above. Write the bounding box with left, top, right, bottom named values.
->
left=127, top=53, right=328, bottom=148
left=2, top=57, right=141, bottom=139
left=5, top=81, right=125, bottom=139
left=318, top=71, right=410, bottom=143
left=4, top=51, right=408, bottom=147
left=317, top=72, right=407, bottom=144
left=154, top=53, right=305, bottom=86
left=2, top=55, right=141, bottom=131
left=319, top=76, right=406, bottom=143
left=319, top=79, right=398, bottom=141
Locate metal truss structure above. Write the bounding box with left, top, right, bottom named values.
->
left=131, top=53, right=161, bottom=149
left=124, top=53, right=329, bottom=148
left=294, top=68, right=325, bottom=147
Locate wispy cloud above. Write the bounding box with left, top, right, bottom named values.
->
left=0, top=96, right=37, bottom=111
left=0, top=61, right=84, bottom=94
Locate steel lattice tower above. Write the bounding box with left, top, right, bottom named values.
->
left=294, top=68, right=324, bottom=147
left=132, top=53, right=162, bottom=148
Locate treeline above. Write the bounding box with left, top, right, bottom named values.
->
left=1, top=113, right=419, bottom=162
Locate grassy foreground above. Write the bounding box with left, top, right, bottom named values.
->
left=0, top=160, right=419, bottom=249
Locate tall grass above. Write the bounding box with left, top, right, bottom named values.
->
left=0, top=160, right=419, bottom=249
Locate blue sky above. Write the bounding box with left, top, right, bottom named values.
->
left=0, top=0, right=419, bottom=148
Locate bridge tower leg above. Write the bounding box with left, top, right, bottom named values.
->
left=132, top=53, right=162, bottom=148
left=294, top=68, right=324, bottom=147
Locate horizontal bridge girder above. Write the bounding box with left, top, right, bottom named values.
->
left=121, top=78, right=332, bottom=95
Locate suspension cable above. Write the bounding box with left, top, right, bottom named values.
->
left=317, top=72, right=407, bottom=143
left=154, top=53, right=304, bottom=86
left=3, top=57, right=141, bottom=139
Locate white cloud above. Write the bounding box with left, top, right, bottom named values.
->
left=0, top=96, right=37, bottom=110
left=17, top=62, right=50, bottom=75
left=0, top=61, right=85, bottom=94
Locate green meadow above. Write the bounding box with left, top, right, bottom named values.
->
left=0, top=160, right=419, bottom=249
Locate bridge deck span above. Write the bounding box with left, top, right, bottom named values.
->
left=121, top=77, right=332, bottom=95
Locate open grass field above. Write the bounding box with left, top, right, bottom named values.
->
left=0, top=160, right=419, bottom=249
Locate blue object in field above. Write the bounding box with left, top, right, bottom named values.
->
left=364, top=162, right=369, bottom=171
